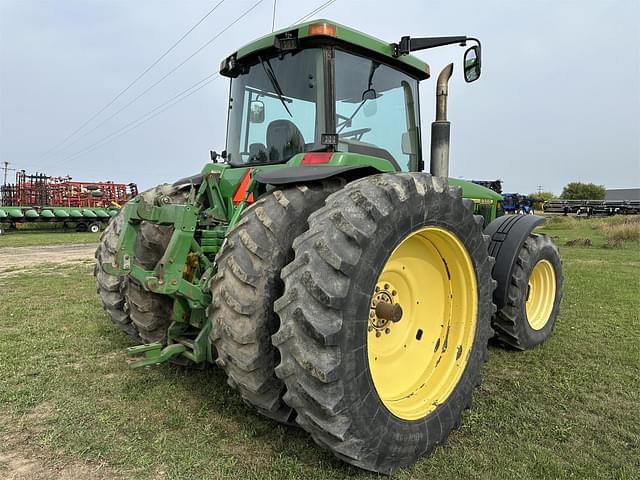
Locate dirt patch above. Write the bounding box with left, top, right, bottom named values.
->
left=0, top=451, right=123, bottom=480
left=0, top=244, right=97, bottom=277
left=0, top=402, right=125, bottom=480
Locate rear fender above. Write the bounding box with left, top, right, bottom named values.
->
left=254, top=165, right=381, bottom=185
left=485, top=215, right=545, bottom=309
left=254, top=151, right=396, bottom=186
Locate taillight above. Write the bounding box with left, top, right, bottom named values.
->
left=301, top=152, right=333, bottom=165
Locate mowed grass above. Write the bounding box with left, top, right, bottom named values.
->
left=0, top=230, right=100, bottom=247
left=0, top=217, right=638, bottom=479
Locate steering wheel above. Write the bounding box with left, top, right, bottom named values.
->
left=338, top=127, right=372, bottom=141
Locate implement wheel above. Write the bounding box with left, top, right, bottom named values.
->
left=94, top=209, right=140, bottom=341
left=273, top=173, right=495, bottom=474
left=209, top=180, right=341, bottom=423
left=492, top=234, right=563, bottom=349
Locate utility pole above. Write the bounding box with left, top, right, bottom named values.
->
left=2, top=161, right=16, bottom=186
left=537, top=185, right=543, bottom=195
left=2, top=161, right=16, bottom=207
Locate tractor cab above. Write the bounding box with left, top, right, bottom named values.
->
left=221, top=20, right=477, bottom=173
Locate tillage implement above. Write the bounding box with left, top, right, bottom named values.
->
left=96, top=20, right=563, bottom=474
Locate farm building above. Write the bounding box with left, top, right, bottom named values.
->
left=605, top=188, right=640, bottom=201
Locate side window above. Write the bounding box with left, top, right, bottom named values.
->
left=334, top=50, right=420, bottom=171
left=226, top=48, right=323, bottom=165
left=239, top=92, right=316, bottom=160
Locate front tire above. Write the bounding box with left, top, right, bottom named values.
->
left=273, top=173, right=495, bottom=474
left=492, top=233, right=563, bottom=349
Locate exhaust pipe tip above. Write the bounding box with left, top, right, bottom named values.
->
left=430, top=63, right=454, bottom=177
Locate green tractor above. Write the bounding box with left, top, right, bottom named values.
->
left=96, top=20, right=563, bottom=474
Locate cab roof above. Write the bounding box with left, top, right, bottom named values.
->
left=221, top=19, right=430, bottom=80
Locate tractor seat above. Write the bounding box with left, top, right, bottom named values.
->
left=266, top=119, right=305, bottom=162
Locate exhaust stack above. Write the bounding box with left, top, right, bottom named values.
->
left=430, top=63, right=454, bottom=177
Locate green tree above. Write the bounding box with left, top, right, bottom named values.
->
left=528, top=191, right=556, bottom=209
left=560, top=182, right=606, bottom=200
left=528, top=191, right=556, bottom=202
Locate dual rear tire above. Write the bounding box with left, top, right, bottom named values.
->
left=211, top=173, right=496, bottom=474
left=94, top=184, right=183, bottom=344
left=208, top=180, right=343, bottom=423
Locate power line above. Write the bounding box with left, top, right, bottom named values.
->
left=46, top=0, right=267, bottom=161
left=56, top=74, right=221, bottom=166
left=42, top=0, right=340, bottom=168
left=43, top=0, right=228, bottom=157
left=292, top=0, right=337, bottom=25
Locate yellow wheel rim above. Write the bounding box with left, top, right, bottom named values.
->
left=367, top=226, right=478, bottom=421
left=525, top=259, right=556, bottom=330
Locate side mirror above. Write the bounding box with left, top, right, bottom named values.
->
left=249, top=100, right=265, bottom=123
left=463, top=45, right=481, bottom=82
left=362, top=88, right=378, bottom=117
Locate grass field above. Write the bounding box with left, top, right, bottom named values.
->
left=0, top=230, right=100, bottom=247
left=1, top=216, right=638, bottom=479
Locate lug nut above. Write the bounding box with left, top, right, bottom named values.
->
left=375, top=331, right=381, bottom=338
left=384, top=283, right=390, bottom=290
left=385, top=328, right=391, bottom=334
left=392, top=290, right=397, bottom=296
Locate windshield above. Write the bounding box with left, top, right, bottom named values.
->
left=334, top=49, right=421, bottom=171
left=226, top=48, right=325, bottom=166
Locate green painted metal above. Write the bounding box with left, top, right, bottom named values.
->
left=0, top=205, right=121, bottom=229
left=7, top=209, right=24, bottom=218
left=103, top=165, right=258, bottom=366
left=126, top=343, right=186, bottom=368
left=449, top=178, right=502, bottom=201
left=286, top=152, right=397, bottom=172
left=448, top=178, right=502, bottom=224
left=232, top=19, right=429, bottom=79
left=93, top=209, right=110, bottom=218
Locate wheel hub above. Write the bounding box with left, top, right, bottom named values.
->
left=526, top=259, right=556, bottom=330
left=369, top=283, right=402, bottom=334
left=367, top=226, right=478, bottom=420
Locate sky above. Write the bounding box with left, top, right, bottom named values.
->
left=1, top=0, right=639, bottom=194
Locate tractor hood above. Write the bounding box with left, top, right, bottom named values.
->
left=448, top=178, right=503, bottom=202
